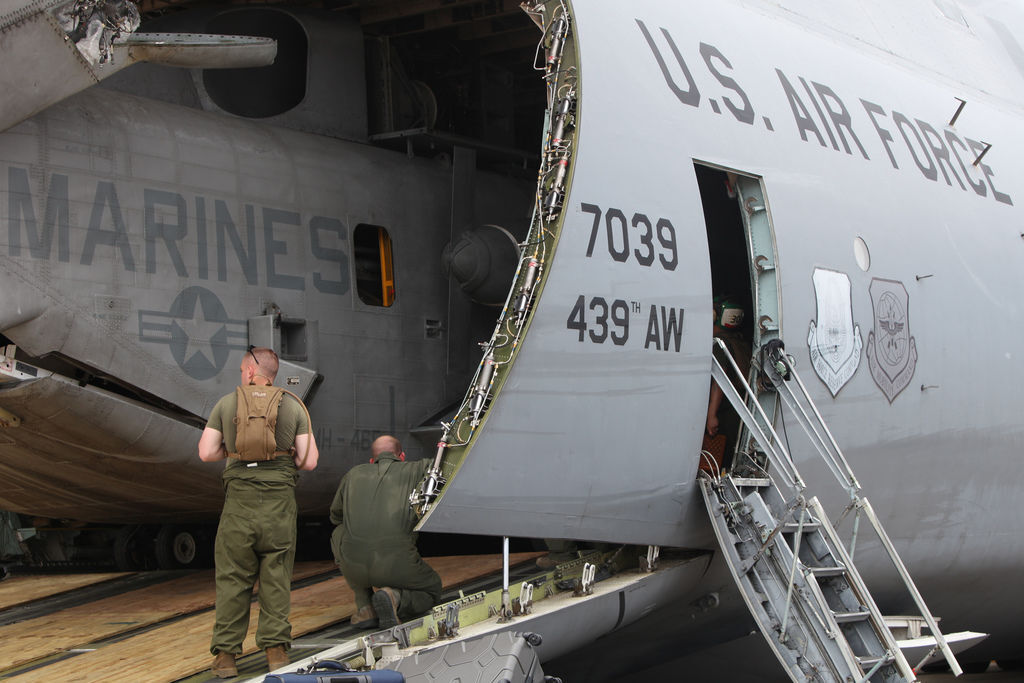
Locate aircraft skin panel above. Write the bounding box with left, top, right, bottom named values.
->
left=0, top=83, right=533, bottom=521
left=626, top=0, right=1024, bottom=648
left=413, top=0, right=1024, bottom=661
left=0, top=0, right=104, bottom=133
left=624, top=0, right=1024, bottom=545
left=419, top=3, right=716, bottom=548
left=421, top=0, right=1024, bottom=563
left=635, top=0, right=1024, bottom=647
left=0, top=376, right=227, bottom=522
left=754, top=0, right=1024, bottom=108
left=1, top=86, right=479, bottom=406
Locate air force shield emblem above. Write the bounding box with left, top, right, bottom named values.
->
left=866, top=278, right=917, bottom=403
left=807, top=268, right=862, bottom=397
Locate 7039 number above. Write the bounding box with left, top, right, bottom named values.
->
left=581, top=203, right=678, bottom=270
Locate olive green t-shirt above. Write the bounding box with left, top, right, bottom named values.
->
left=206, top=388, right=310, bottom=488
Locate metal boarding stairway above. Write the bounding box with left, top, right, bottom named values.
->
left=698, top=338, right=962, bottom=682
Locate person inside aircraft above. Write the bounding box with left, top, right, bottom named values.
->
left=197, top=346, right=320, bottom=678
left=704, top=296, right=752, bottom=473
left=329, top=435, right=441, bottom=630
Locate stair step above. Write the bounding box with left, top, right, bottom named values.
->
left=808, top=565, right=847, bottom=578
left=731, top=477, right=771, bottom=488
left=833, top=609, right=871, bottom=624
left=699, top=338, right=948, bottom=683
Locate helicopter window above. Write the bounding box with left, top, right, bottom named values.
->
left=354, top=224, right=395, bottom=307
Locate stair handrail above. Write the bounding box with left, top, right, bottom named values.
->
left=808, top=497, right=919, bottom=681
left=711, top=338, right=804, bottom=491
left=759, top=342, right=963, bottom=677
left=856, top=497, right=963, bottom=677
left=768, top=345, right=862, bottom=495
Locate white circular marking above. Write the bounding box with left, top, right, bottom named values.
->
left=854, top=237, right=871, bottom=271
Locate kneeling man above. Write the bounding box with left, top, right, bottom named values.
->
left=330, top=435, right=441, bottom=629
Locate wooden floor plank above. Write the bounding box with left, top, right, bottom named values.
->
left=0, top=572, right=133, bottom=610
left=0, top=561, right=336, bottom=672
left=6, top=553, right=541, bottom=683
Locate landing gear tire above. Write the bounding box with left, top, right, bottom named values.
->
left=154, top=525, right=200, bottom=569
left=113, top=525, right=150, bottom=571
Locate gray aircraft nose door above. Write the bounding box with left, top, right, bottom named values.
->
left=416, top=3, right=716, bottom=548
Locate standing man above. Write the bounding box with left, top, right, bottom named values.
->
left=330, top=435, right=441, bottom=630
left=198, top=347, right=319, bottom=679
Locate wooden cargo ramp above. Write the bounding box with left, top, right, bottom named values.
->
left=0, top=553, right=540, bottom=682
left=0, top=562, right=335, bottom=672
left=0, top=572, right=132, bottom=611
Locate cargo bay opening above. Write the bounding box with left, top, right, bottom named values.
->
left=0, top=2, right=548, bottom=571
left=695, top=163, right=781, bottom=475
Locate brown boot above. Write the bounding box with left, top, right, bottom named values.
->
left=372, top=587, right=402, bottom=629
left=535, top=554, right=557, bottom=570
left=211, top=651, right=237, bottom=678
left=266, top=645, right=289, bottom=671
left=351, top=603, right=378, bottom=629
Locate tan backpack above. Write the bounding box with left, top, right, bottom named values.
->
left=230, top=385, right=288, bottom=461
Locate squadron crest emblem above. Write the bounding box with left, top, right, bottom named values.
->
left=866, top=278, right=917, bottom=403
left=807, top=268, right=862, bottom=397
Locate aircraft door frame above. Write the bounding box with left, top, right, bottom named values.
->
left=733, top=174, right=782, bottom=463
left=696, top=164, right=782, bottom=470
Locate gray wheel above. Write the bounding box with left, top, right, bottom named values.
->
left=155, top=524, right=198, bottom=569
left=113, top=524, right=150, bottom=570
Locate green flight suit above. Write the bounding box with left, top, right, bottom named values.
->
left=329, top=453, right=441, bottom=619
left=207, top=390, right=309, bottom=656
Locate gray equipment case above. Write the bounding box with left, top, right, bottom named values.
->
left=390, top=631, right=553, bottom=683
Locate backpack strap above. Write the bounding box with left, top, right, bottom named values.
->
left=280, top=388, right=313, bottom=469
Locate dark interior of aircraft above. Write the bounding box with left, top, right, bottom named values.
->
left=695, top=165, right=754, bottom=316
left=125, top=0, right=547, bottom=175
left=345, top=1, right=547, bottom=156
left=695, top=164, right=756, bottom=469
left=0, top=1, right=552, bottom=570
